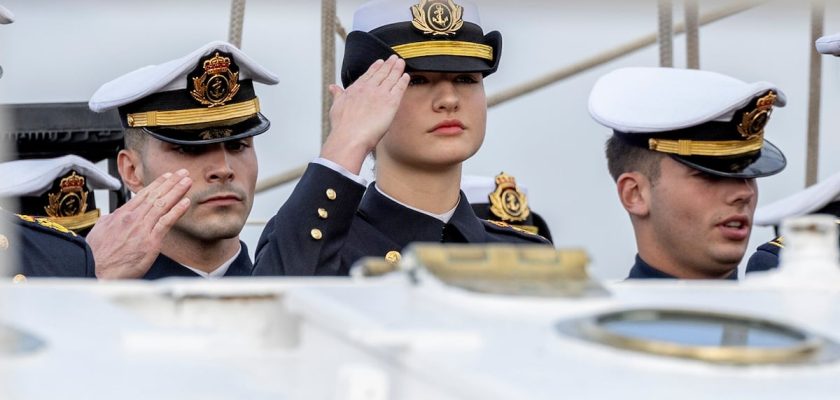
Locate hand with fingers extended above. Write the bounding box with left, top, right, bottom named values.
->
left=321, top=54, right=410, bottom=174
left=87, top=169, right=193, bottom=280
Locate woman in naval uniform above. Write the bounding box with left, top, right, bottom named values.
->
left=254, top=0, right=550, bottom=276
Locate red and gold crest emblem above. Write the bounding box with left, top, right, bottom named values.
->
left=190, top=52, right=241, bottom=107
left=488, top=172, right=531, bottom=223
left=737, top=91, right=777, bottom=140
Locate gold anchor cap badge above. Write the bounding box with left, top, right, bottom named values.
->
left=411, top=0, right=464, bottom=36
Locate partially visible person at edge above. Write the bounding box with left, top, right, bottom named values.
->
left=253, top=0, right=549, bottom=277
left=590, top=67, right=787, bottom=280
left=86, top=41, right=278, bottom=279
left=746, top=31, right=840, bottom=274
left=0, top=5, right=95, bottom=279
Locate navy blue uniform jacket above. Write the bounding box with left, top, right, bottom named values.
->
left=253, top=163, right=550, bottom=276
left=745, top=237, right=783, bottom=274
left=2, top=210, right=95, bottom=278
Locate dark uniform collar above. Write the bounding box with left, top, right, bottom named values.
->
left=627, top=254, right=678, bottom=279
left=627, top=254, right=738, bottom=280
left=226, top=242, right=254, bottom=276
left=143, top=241, right=253, bottom=280
left=358, top=183, right=487, bottom=246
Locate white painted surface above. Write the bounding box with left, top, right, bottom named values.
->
left=1, top=275, right=839, bottom=399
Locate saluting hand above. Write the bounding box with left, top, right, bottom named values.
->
left=320, top=54, right=410, bottom=174
left=87, top=169, right=192, bottom=279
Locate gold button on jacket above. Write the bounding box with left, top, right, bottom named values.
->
left=310, top=228, right=323, bottom=240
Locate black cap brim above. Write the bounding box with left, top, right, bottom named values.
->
left=143, top=113, right=270, bottom=145
left=672, top=139, right=786, bottom=178
left=341, top=30, right=502, bottom=88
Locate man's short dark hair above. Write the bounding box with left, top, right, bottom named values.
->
left=605, top=135, right=664, bottom=184
left=124, top=128, right=148, bottom=152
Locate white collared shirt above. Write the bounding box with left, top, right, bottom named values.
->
left=182, top=244, right=242, bottom=279
left=375, top=184, right=457, bottom=223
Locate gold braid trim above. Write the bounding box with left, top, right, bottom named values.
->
left=648, top=134, right=763, bottom=157
left=391, top=41, right=493, bottom=61
left=127, top=98, right=259, bottom=128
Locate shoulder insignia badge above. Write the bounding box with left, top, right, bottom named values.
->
left=411, top=0, right=464, bottom=37
left=190, top=52, right=240, bottom=107
left=488, top=172, right=531, bottom=223
left=509, top=225, right=536, bottom=236
left=486, top=220, right=509, bottom=228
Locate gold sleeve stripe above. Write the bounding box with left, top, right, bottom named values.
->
left=648, top=134, right=763, bottom=157
left=391, top=41, right=493, bottom=61
left=127, top=98, right=260, bottom=128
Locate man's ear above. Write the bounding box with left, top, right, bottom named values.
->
left=117, top=149, right=145, bottom=193
left=616, top=171, right=651, bottom=218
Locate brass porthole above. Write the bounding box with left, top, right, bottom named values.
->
left=558, top=308, right=840, bottom=365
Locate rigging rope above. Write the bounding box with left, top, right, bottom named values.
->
left=658, top=0, right=674, bottom=67
left=806, top=0, right=824, bottom=187
left=322, top=0, right=337, bottom=144
left=685, top=0, right=700, bottom=69
left=228, top=0, right=246, bottom=48
left=487, top=1, right=762, bottom=108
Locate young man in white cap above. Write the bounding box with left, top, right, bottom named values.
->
left=253, top=0, right=548, bottom=276
left=87, top=41, right=278, bottom=279
left=590, top=67, right=787, bottom=280
left=0, top=5, right=98, bottom=279
left=746, top=32, right=840, bottom=273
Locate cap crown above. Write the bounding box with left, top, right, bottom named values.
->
left=341, top=0, right=501, bottom=87
left=89, top=41, right=279, bottom=144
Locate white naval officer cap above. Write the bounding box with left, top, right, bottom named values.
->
left=89, top=41, right=279, bottom=145
left=816, top=32, right=840, bottom=56
left=754, top=170, right=840, bottom=227
left=0, top=5, right=13, bottom=24
left=0, top=155, right=121, bottom=197
left=589, top=67, right=787, bottom=178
